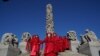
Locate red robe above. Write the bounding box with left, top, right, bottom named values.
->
left=63, top=36, right=70, bottom=50
left=44, top=36, right=56, bottom=56
left=30, top=36, right=41, bottom=56
left=58, top=36, right=63, bottom=52
left=62, top=37, right=65, bottom=51
left=52, top=35, right=59, bottom=53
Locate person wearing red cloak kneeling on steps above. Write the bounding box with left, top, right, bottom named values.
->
left=30, top=35, right=42, bottom=56
left=44, top=33, right=57, bottom=56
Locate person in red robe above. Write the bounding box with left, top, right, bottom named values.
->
left=58, top=36, right=64, bottom=52
left=62, top=37, right=65, bottom=51
left=52, top=33, right=59, bottom=54
left=63, top=36, right=70, bottom=50
left=29, top=35, right=42, bottom=56
left=44, top=33, right=57, bottom=56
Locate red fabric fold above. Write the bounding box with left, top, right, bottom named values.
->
left=63, top=36, right=70, bottom=50
left=26, top=35, right=42, bottom=56
left=44, top=33, right=57, bottom=56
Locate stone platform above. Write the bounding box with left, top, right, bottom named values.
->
left=58, top=50, right=88, bottom=56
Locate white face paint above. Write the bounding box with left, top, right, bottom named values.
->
left=48, top=33, right=51, bottom=37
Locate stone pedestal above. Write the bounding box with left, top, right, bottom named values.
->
left=0, top=44, right=19, bottom=56
left=70, top=41, right=79, bottom=53
left=79, top=41, right=100, bottom=56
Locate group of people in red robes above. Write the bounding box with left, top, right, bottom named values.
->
left=26, top=33, right=70, bottom=56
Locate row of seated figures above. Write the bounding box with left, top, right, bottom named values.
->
left=0, top=31, right=83, bottom=56
left=0, top=31, right=79, bottom=56
left=0, top=29, right=99, bottom=56
left=0, top=32, right=31, bottom=56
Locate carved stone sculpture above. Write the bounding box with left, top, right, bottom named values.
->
left=19, top=32, right=31, bottom=56
left=85, top=29, right=97, bottom=41
left=80, top=35, right=87, bottom=45
left=67, top=31, right=77, bottom=41
left=0, top=33, right=19, bottom=56
left=21, top=32, right=31, bottom=42
left=1, top=33, right=18, bottom=48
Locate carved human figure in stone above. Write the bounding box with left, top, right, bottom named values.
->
left=1, top=33, right=13, bottom=45
left=80, top=35, right=87, bottom=45
left=1, top=33, right=18, bottom=48
left=21, top=32, right=31, bottom=42
left=85, top=29, right=97, bottom=41
left=67, top=31, right=77, bottom=41
left=19, top=32, right=31, bottom=55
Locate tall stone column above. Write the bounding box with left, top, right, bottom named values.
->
left=46, top=4, right=54, bottom=33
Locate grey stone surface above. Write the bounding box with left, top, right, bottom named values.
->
left=58, top=50, right=88, bottom=56
left=7, top=45, right=20, bottom=56
left=0, top=44, right=8, bottom=56
left=89, top=41, right=100, bottom=56
left=78, top=42, right=91, bottom=56
left=79, top=41, right=100, bottom=56
left=0, top=44, right=19, bottom=56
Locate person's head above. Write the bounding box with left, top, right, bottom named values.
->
left=53, top=33, right=57, bottom=37
left=46, top=33, right=52, bottom=37
left=35, top=35, right=39, bottom=38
